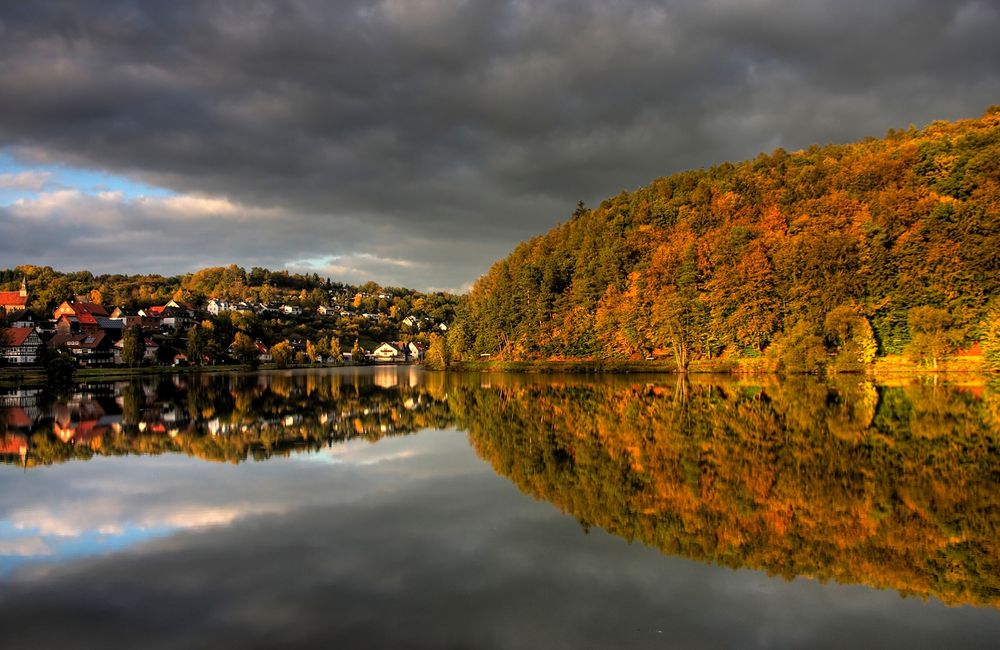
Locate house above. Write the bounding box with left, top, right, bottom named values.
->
left=7, top=309, right=36, bottom=329
left=109, top=307, right=160, bottom=332
left=53, top=299, right=110, bottom=328
left=2, top=327, right=44, bottom=365
left=317, top=305, right=337, bottom=316
left=206, top=299, right=227, bottom=315
left=372, top=341, right=422, bottom=363
left=0, top=278, right=30, bottom=313
left=407, top=341, right=427, bottom=361
left=280, top=304, right=303, bottom=316
left=372, top=342, right=405, bottom=362
left=113, top=336, right=160, bottom=365
left=402, top=315, right=420, bottom=329
left=164, top=299, right=197, bottom=314
left=145, top=306, right=194, bottom=332
left=49, top=330, right=114, bottom=367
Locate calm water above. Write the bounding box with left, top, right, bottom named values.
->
left=1, top=367, right=999, bottom=649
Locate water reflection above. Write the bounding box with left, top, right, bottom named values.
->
left=451, top=374, right=1000, bottom=609
left=2, top=367, right=451, bottom=466
left=2, top=370, right=999, bottom=611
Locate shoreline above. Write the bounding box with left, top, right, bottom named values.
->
left=1, top=356, right=993, bottom=387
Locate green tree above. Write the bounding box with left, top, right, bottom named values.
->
left=121, top=324, right=144, bottom=368
left=186, top=325, right=207, bottom=366
left=769, top=320, right=827, bottom=374
left=982, top=308, right=1000, bottom=371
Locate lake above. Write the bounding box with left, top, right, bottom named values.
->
left=1, top=367, right=999, bottom=648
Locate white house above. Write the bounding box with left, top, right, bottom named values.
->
left=2, top=327, right=43, bottom=365
left=372, top=342, right=406, bottom=363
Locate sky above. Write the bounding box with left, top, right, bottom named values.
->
left=0, top=1, right=998, bottom=292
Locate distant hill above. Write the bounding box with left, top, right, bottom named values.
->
left=453, top=108, right=1000, bottom=369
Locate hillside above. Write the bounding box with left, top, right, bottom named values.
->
left=453, top=108, right=1000, bottom=370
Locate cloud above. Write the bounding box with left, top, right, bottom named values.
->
left=0, top=536, right=52, bottom=557
left=0, top=0, right=997, bottom=289
left=0, top=170, right=52, bottom=192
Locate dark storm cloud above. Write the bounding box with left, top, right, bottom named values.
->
left=0, top=0, right=998, bottom=288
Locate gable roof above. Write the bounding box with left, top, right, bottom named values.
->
left=3, top=327, right=40, bottom=347
left=54, top=300, right=109, bottom=324
left=0, top=291, right=28, bottom=308
left=49, top=330, right=110, bottom=350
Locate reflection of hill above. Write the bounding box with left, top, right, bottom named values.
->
left=452, top=375, right=1000, bottom=608
left=1, top=371, right=453, bottom=466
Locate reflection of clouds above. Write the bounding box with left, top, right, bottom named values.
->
left=302, top=437, right=423, bottom=467
left=2, top=450, right=999, bottom=650
left=6, top=504, right=282, bottom=538
left=0, top=430, right=467, bottom=567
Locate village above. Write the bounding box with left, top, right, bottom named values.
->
left=0, top=277, right=453, bottom=370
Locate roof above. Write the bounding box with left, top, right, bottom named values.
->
left=0, top=291, right=28, bottom=308
left=3, top=327, right=39, bottom=347
left=54, top=300, right=109, bottom=324
left=50, top=330, right=110, bottom=350
left=95, top=317, right=124, bottom=330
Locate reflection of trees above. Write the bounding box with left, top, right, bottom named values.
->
left=4, top=372, right=453, bottom=466
left=5, top=371, right=999, bottom=608
left=452, top=375, right=1000, bottom=608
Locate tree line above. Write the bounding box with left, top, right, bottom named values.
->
left=452, top=108, right=1000, bottom=371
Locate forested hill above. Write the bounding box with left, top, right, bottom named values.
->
left=453, top=107, right=1000, bottom=369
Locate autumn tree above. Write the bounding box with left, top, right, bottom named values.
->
left=329, top=337, right=343, bottom=363
left=426, top=333, right=450, bottom=370
left=905, top=306, right=962, bottom=368
left=824, top=304, right=877, bottom=370
left=769, top=320, right=827, bottom=373
left=982, top=308, right=1000, bottom=371
left=270, top=341, right=293, bottom=368
left=351, top=339, right=363, bottom=364
left=306, top=340, right=318, bottom=363
left=231, top=332, right=258, bottom=367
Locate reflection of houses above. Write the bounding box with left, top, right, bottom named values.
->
left=2, top=327, right=43, bottom=364
left=52, top=398, right=122, bottom=444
